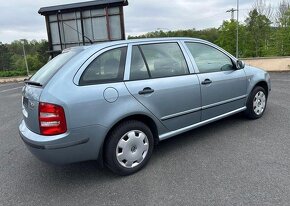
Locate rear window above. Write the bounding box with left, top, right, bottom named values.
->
left=79, top=47, right=127, bottom=86
left=29, top=51, right=79, bottom=85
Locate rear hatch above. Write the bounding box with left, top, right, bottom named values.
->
left=22, top=85, right=43, bottom=133
left=22, top=50, right=80, bottom=134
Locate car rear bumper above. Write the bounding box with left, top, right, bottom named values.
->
left=19, top=120, right=107, bottom=165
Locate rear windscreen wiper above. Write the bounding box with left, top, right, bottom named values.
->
left=24, top=80, right=43, bottom=87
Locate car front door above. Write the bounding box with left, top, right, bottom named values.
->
left=184, top=42, right=248, bottom=121
left=125, top=42, right=201, bottom=132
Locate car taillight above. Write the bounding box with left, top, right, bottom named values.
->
left=39, top=102, right=67, bottom=136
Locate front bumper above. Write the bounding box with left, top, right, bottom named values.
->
left=19, top=120, right=107, bottom=165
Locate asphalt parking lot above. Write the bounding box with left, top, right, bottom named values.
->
left=0, top=72, right=290, bottom=206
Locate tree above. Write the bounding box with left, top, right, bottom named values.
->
left=254, top=0, right=273, bottom=21
left=0, top=43, right=11, bottom=71
left=275, top=0, right=290, bottom=27
left=35, top=40, right=50, bottom=66
left=11, top=54, right=25, bottom=71
left=128, top=28, right=219, bottom=44
left=275, top=1, right=290, bottom=55
left=5, top=39, right=49, bottom=71
left=245, top=9, right=272, bottom=57
left=216, top=20, right=246, bottom=57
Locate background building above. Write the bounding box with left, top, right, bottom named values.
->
left=39, top=0, right=128, bottom=56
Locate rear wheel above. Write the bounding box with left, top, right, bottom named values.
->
left=105, top=120, right=154, bottom=175
left=244, top=86, right=267, bottom=119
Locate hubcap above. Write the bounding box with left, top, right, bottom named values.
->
left=116, top=130, right=149, bottom=168
left=253, top=91, right=266, bottom=115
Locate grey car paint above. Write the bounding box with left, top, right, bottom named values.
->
left=125, top=75, right=202, bottom=131
left=19, top=38, right=271, bottom=165
left=197, top=70, right=248, bottom=120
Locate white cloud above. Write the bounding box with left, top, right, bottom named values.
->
left=0, top=0, right=278, bottom=43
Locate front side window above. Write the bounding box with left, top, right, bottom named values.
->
left=130, top=43, right=189, bottom=80
left=80, top=47, right=127, bottom=85
left=186, top=42, right=234, bottom=73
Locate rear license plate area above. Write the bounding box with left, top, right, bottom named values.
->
left=23, top=97, right=28, bottom=108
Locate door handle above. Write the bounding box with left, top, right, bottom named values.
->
left=138, top=87, right=155, bottom=95
left=201, top=79, right=212, bottom=85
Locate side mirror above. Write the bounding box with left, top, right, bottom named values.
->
left=236, top=60, right=245, bottom=69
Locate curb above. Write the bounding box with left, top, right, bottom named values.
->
left=0, top=76, right=27, bottom=84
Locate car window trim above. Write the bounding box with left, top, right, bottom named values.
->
left=137, top=45, right=152, bottom=78
left=127, top=42, right=190, bottom=81
left=124, top=73, right=196, bottom=82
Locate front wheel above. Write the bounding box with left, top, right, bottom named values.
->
left=244, top=86, right=267, bottom=119
left=104, top=120, right=154, bottom=175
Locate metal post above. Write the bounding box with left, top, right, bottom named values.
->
left=236, top=0, right=239, bottom=58
left=21, top=40, right=29, bottom=77
left=105, top=7, right=112, bottom=40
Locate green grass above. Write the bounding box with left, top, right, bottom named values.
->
left=0, top=70, right=28, bottom=77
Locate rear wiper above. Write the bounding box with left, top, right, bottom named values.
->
left=24, top=80, right=43, bottom=87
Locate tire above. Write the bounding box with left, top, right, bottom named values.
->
left=104, top=120, right=154, bottom=176
left=244, top=86, right=267, bottom=119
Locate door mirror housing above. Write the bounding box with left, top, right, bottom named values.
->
left=236, top=60, right=245, bottom=69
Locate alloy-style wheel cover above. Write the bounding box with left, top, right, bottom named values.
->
left=116, top=130, right=149, bottom=168
left=253, top=91, right=266, bottom=116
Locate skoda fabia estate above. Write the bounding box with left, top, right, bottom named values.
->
left=19, top=38, right=271, bottom=175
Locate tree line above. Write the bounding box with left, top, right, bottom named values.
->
left=129, top=0, right=290, bottom=58
left=0, top=0, right=289, bottom=77
left=0, top=40, right=49, bottom=77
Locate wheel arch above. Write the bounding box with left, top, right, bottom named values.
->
left=245, top=80, right=269, bottom=105
left=97, top=113, right=160, bottom=167
left=254, top=81, right=269, bottom=97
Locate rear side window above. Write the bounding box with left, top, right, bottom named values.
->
left=185, top=42, right=234, bottom=73
left=80, top=47, right=127, bottom=85
left=130, top=43, right=189, bottom=80
left=30, top=51, right=79, bottom=85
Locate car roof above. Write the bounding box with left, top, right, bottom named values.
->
left=65, top=37, right=210, bottom=52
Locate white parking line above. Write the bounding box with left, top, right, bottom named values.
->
left=0, top=82, right=22, bottom=87
left=0, top=86, right=23, bottom=93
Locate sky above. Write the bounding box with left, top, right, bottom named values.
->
left=0, top=0, right=278, bottom=43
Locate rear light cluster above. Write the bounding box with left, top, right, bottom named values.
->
left=39, top=102, right=67, bottom=136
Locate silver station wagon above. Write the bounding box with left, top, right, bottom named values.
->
left=19, top=38, right=271, bottom=175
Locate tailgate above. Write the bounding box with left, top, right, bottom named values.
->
left=22, top=85, right=43, bottom=134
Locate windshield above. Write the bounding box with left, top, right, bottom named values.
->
left=29, top=51, right=79, bottom=85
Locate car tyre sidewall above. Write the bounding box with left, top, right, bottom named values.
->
left=105, top=120, right=154, bottom=176
left=244, top=86, right=267, bottom=119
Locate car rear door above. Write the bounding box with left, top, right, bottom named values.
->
left=125, top=41, right=201, bottom=132
left=184, top=41, right=247, bottom=121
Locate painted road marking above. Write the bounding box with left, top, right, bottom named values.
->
left=0, top=86, right=23, bottom=93
left=0, top=82, right=23, bottom=87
